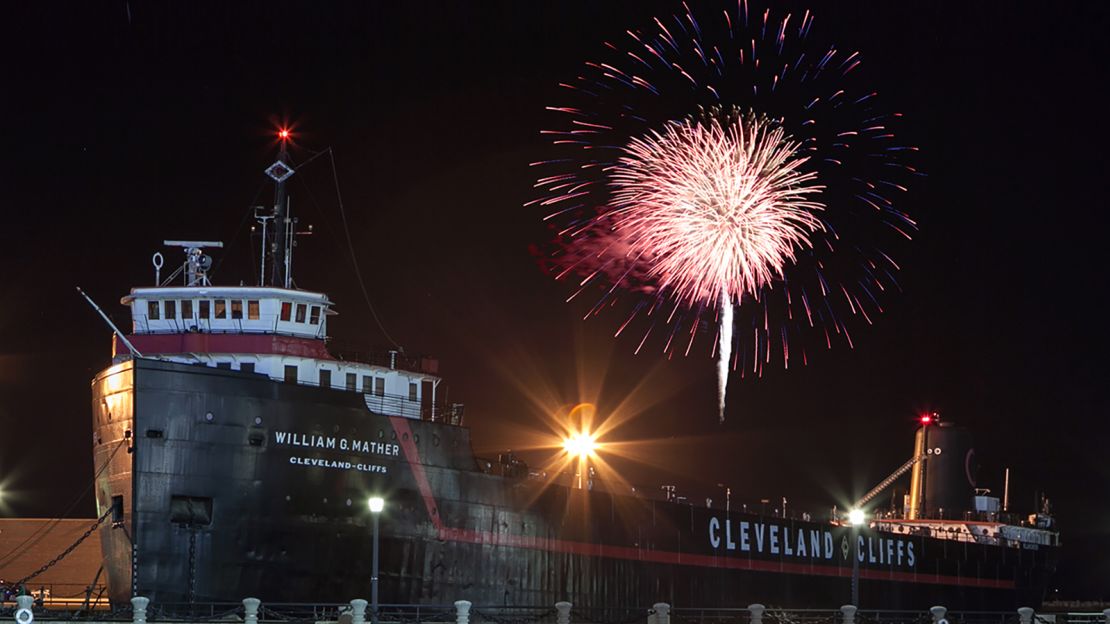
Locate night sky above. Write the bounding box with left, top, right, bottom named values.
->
left=3, top=1, right=1108, bottom=601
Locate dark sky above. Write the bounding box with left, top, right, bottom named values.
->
left=3, top=0, right=1108, bottom=601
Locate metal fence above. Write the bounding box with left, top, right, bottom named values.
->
left=1, top=597, right=1106, bottom=624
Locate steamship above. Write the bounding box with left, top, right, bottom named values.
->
left=89, top=141, right=1058, bottom=610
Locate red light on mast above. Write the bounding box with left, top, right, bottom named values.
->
left=920, top=412, right=937, bottom=426
left=278, top=129, right=291, bottom=141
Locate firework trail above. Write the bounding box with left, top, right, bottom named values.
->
left=531, top=2, right=919, bottom=421
left=717, top=291, right=732, bottom=419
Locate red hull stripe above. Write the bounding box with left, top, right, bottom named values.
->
left=118, top=332, right=331, bottom=359
left=388, top=418, right=1013, bottom=590
left=436, top=526, right=1013, bottom=589
left=388, top=416, right=444, bottom=531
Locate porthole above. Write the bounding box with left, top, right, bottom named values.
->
left=432, top=435, right=440, bottom=447
left=402, top=432, right=409, bottom=442
left=391, top=431, right=397, bottom=440
left=254, top=417, right=262, bottom=425
left=413, top=434, right=420, bottom=444
left=378, top=429, right=384, bottom=440
left=205, top=412, right=214, bottom=422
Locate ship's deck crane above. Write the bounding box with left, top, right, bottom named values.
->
left=853, top=453, right=928, bottom=510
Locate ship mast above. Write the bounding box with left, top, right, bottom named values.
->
left=260, top=129, right=296, bottom=288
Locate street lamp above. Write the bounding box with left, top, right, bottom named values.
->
left=368, top=496, right=385, bottom=624
left=848, top=508, right=865, bottom=607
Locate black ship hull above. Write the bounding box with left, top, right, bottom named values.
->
left=92, top=359, right=1056, bottom=610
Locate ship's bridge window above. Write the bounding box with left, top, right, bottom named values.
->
left=309, top=306, right=321, bottom=325
left=147, top=300, right=160, bottom=320
left=164, top=300, right=177, bottom=320
left=408, top=382, right=418, bottom=401
left=346, top=373, right=357, bottom=392
left=182, top=300, right=194, bottom=320
left=319, top=368, right=332, bottom=388
left=280, top=301, right=292, bottom=322
left=362, top=376, right=373, bottom=394
left=374, top=377, right=385, bottom=397
left=247, top=300, right=260, bottom=320
left=214, top=300, right=227, bottom=319
left=295, top=303, right=307, bottom=323
left=231, top=300, right=244, bottom=320
left=199, top=300, right=210, bottom=319
left=284, top=365, right=297, bottom=384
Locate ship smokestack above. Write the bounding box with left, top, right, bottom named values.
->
left=907, top=418, right=975, bottom=520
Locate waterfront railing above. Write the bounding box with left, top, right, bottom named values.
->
left=2, top=595, right=1107, bottom=624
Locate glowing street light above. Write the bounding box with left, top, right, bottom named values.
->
left=848, top=508, right=865, bottom=606
left=562, top=432, right=597, bottom=459
left=563, top=430, right=600, bottom=490
left=368, top=496, right=385, bottom=624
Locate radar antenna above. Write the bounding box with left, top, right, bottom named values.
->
left=163, top=240, right=223, bottom=286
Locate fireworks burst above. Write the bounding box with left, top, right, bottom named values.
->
left=609, top=111, right=824, bottom=309
left=531, top=2, right=919, bottom=421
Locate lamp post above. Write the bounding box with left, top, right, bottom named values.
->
left=848, top=508, right=865, bottom=607
left=368, top=496, right=385, bottom=624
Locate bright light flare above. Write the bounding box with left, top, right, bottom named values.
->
left=848, top=508, right=866, bottom=526
left=563, top=432, right=598, bottom=459
left=278, top=128, right=291, bottom=141
left=368, top=496, right=384, bottom=513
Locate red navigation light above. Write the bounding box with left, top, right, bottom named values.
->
left=920, top=413, right=936, bottom=426
left=278, top=128, right=291, bottom=141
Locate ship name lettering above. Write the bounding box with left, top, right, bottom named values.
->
left=274, top=431, right=400, bottom=457
left=708, top=517, right=852, bottom=564
left=286, top=455, right=389, bottom=474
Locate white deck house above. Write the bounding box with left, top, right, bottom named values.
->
left=119, top=286, right=442, bottom=421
